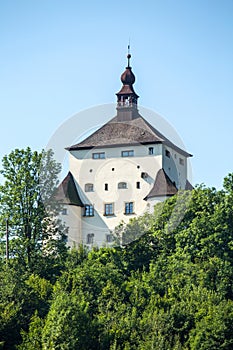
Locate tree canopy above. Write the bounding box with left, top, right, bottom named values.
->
left=0, top=148, right=233, bottom=349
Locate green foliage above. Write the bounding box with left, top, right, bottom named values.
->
left=1, top=165, right=233, bottom=349
left=0, top=147, right=68, bottom=275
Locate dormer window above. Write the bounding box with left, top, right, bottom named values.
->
left=122, top=150, right=134, bottom=157
left=85, top=183, right=94, bottom=192
left=118, top=182, right=127, bottom=189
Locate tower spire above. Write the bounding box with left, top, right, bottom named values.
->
left=115, top=48, right=139, bottom=121
left=127, top=41, right=131, bottom=67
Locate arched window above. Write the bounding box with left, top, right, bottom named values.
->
left=118, top=182, right=127, bottom=189
left=85, top=183, right=94, bottom=192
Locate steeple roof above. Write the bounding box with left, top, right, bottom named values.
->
left=66, top=114, right=191, bottom=157
left=66, top=52, right=192, bottom=158
left=55, top=172, right=84, bottom=206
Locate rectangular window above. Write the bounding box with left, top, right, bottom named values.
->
left=121, top=150, right=134, bottom=157
left=61, top=208, right=67, bottom=215
left=84, top=205, right=94, bottom=217
left=148, top=147, right=154, bottom=155
left=87, top=233, right=94, bottom=244
left=92, top=152, right=105, bottom=159
left=165, top=150, right=171, bottom=158
left=105, top=183, right=108, bottom=191
left=136, top=181, right=140, bottom=189
left=179, top=158, right=184, bottom=165
left=85, top=183, right=94, bottom=192
left=118, top=182, right=127, bottom=189
left=125, top=202, right=134, bottom=215
left=104, top=203, right=114, bottom=216
left=106, top=234, right=113, bottom=243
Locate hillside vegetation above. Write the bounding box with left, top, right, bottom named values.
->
left=0, top=149, right=233, bottom=349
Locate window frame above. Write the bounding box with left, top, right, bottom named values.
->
left=106, top=234, right=113, bottom=243
left=92, top=152, right=105, bottom=159
left=84, top=183, right=94, bottom=192
left=86, top=233, right=94, bottom=244
left=104, top=203, right=114, bottom=216
left=118, top=182, right=127, bottom=189
left=179, top=158, right=184, bottom=166
left=61, top=208, right=67, bottom=215
left=83, top=204, right=94, bottom=217
left=124, top=202, right=134, bottom=215
left=148, top=147, right=154, bottom=155
left=121, top=150, right=134, bottom=157
left=165, top=149, right=171, bottom=158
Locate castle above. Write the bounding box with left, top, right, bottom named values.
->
left=56, top=53, right=192, bottom=247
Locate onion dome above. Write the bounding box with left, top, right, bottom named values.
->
left=121, top=54, right=136, bottom=85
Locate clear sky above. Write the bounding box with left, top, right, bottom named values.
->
left=1, top=0, right=233, bottom=189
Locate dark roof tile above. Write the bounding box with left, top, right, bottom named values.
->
left=55, top=172, right=84, bottom=207
left=144, top=169, right=178, bottom=199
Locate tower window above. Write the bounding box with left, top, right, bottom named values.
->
left=118, top=182, right=127, bottom=189
left=85, top=183, right=94, bottom=192
left=125, top=202, right=134, bottom=215
left=83, top=205, right=94, bottom=217
left=136, top=181, right=140, bottom=189
left=87, top=233, right=94, bottom=244
left=104, top=203, right=114, bottom=216
left=165, top=150, right=171, bottom=158
left=122, top=150, right=134, bottom=157
left=148, top=147, right=154, bottom=155
left=92, top=152, right=105, bottom=159
left=105, top=183, right=108, bottom=191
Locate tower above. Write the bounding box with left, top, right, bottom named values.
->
left=56, top=52, right=192, bottom=247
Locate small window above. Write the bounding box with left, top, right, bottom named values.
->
left=137, top=165, right=140, bottom=169
left=106, top=234, right=113, bottom=243
left=85, top=183, right=94, bottom=192
left=92, top=152, right=105, bottom=159
left=105, top=183, right=108, bottom=191
left=84, top=205, right=94, bottom=217
left=61, top=208, right=67, bottom=215
left=125, top=202, right=134, bottom=215
left=87, top=233, right=94, bottom=244
left=136, top=181, right=140, bottom=189
left=112, top=168, right=115, bottom=171
left=118, top=182, right=127, bottom=189
left=165, top=150, right=171, bottom=158
left=121, top=150, right=134, bottom=157
left=179, top=158, right=184, bottom=166
left=104, top=203, right=114, bottom=216
left=149, top=147, right=154, bottom=155
left=141, top=172, right=148, bottom=179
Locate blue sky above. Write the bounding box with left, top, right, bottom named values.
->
left=1, top=0, right=233, bottom=189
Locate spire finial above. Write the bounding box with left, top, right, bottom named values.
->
left=127, top=40, right=131, bottom=67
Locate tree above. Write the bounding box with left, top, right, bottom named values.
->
left=0, top=147, right=67, bottom=274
